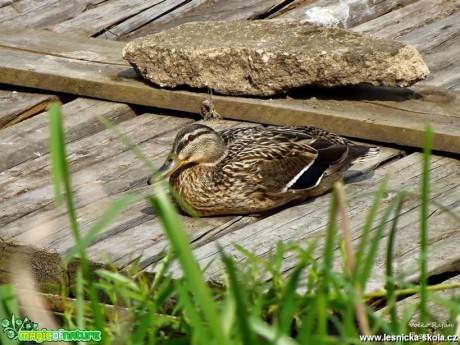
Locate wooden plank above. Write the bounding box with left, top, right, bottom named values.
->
left=0, top=98, right=136, bottom=172
left=120, top=0, right=220, bottom=40
left=378, top=275, right=460, bottom=325
left=0, top=114, right=246, bottom=264
left=121, top=0, right=297, bottom=40
left=175, top=0, right=295, bottom=21
left=392, top=11, right=460, bottom=53
left=179, top=145, right=402, bottom=250
left=285, top=158, right=460, bottom=292
left=50, top=0, right=167, bottom=36
left=0, top=114, right=190, bottom=204
left=418, top=65, right=460, bottom=90
left=53, top=128, right=256, bottom=267
left=0, top=118, right=242, bottom=231
left=87, top=148, right=401, bottom=269
left=65, top=197, right=236, bottom=267
left=352, top=0, right=460, bottom=40
left=275, top=0, right=410, bottom=28
left=3, top=111, right=393, bottom=218
left=0, top=114, right=400, bottom=268
left=0, top=90, right=58, bottom=129
left=164, top=153, right=460, bottom=293
left=399, top=12, right=460, bottom=90
left=0, top=118, right=247, bottom=266
left=354, top=7, right=460, bottom=90
left=417, top=43, right=460, bottom=90
left=0, top=28, right=459, bottom=154
left=0, top=26, right=126, bottom=65
left=0, top=113, right=192, bottom=227
left=0, top=0, right=104, bottom=29
left=99, top=0, right=195, bottom=40
left=381, top=202, right=460, bottom=285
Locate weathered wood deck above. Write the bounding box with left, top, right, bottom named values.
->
left=0, top=0, right=459, bottom=315
left=1, top=27, right=460, bottom=154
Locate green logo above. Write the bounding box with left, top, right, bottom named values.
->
left=2, top=314, right=101, bottom=343
left=1, top=314, right=38, bottom=340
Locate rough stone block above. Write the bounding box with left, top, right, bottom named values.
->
left=123, top=20, right=429, bottom=96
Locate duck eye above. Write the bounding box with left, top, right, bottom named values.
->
left=187, top=134, right=196, bottom=142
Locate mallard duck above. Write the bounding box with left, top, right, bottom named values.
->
left=149, top=124, right=379, bottom=216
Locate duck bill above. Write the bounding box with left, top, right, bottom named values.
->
left=147, top=158, right=185, bottom=185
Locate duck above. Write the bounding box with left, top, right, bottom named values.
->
left=148, top=123, right=379, bottom=216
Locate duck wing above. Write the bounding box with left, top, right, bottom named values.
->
left=287, top=140, right=347, bottom=191
left=219, top=126, right=374, bottom=193
left=287, top=140, right=375, bottom=191
left=220, top=127, right=343, bottom=193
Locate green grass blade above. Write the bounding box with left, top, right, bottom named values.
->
left=148, top=187, right=228, bottom=345
left=233, top=243, right=277, bottom=276
left=335, top=181, right=371, bottom=337
left=278, top=259, right=305, bottom=336
left=174, top=281, right=208, bottom=343
left=0, top=285, right=20, bottom=345
left=385, top=193, right=405, bottom=332
left=317, top=187, right=338, bottom=336
left=48, top=102, right=79, bottom=241
left=419, top=126, right=433, bottom=331
left=220, top=249, right=255, bottom=345
left=96, top=270, right=140, bottom=293
left=250, top=316, right=299, bottom=345
left=360, top=198, right=398, bottom=290
left=48, top=103, right=108, bottom=343
left=299, top=187, right=338, bottom=342
left=48, top=102, right=64, bottom=206
left=355, top=178, right=388, bottom=285
left=272, top=242, right=286, bottom=290
left=75, top=270, right=85, bottom=345
left=150, top=249, right=174, bottom=294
